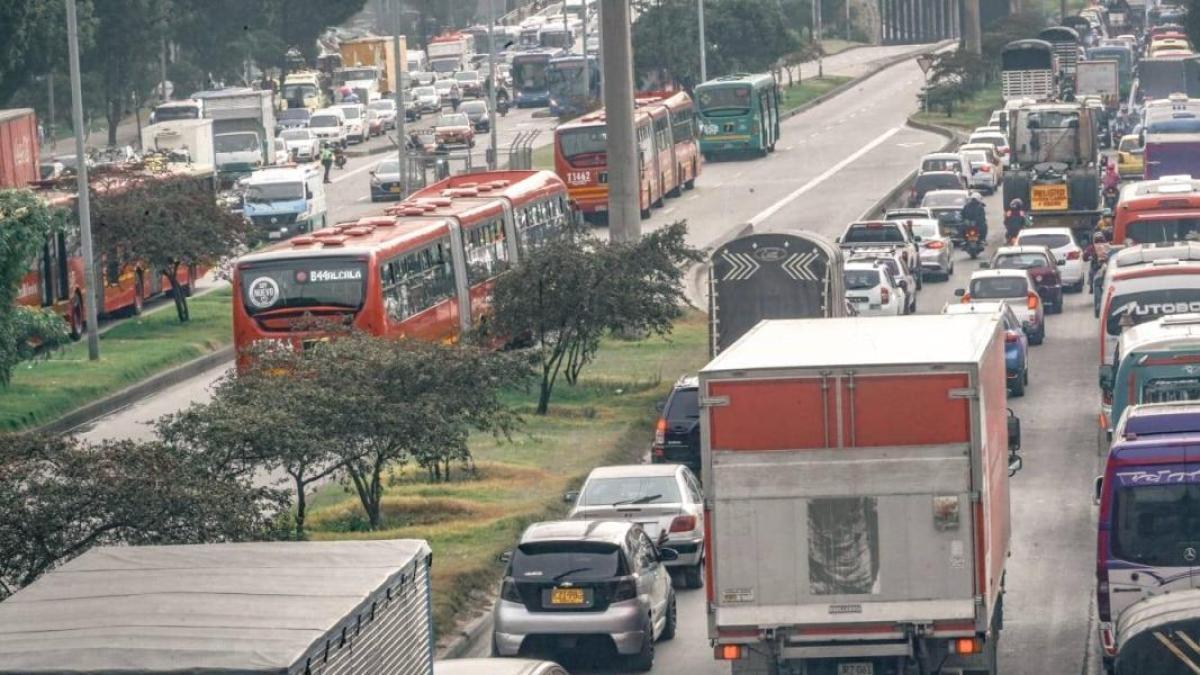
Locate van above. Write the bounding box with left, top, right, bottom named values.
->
left=1094, top=402, right=1200, bottom=669
left=1101, top=314, right=1200, bottom=436
left=241, top=165, right=328, bottom=240
left=308, top=107, right=347, bottom=147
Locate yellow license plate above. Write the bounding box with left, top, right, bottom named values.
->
left=550, top=587, right=585, bottom=605
left=1032, top=184, right=1069, bottom=210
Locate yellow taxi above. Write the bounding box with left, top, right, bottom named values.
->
left=1117, top=134, right=1144, bottom=179
left=1149, top=39, right=1191, bottom=56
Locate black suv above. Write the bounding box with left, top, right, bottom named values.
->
left=652, top=376, right=700, bottom=474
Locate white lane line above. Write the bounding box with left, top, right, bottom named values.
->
left=357, top=195, right=369, bottom=202
left=662, top=207, right=676, bottom=215
left=332, top=158, right=382, bottom=184
left=746, top=126, right=902, bottom=229
left=784, top=145, right=794, bottom=151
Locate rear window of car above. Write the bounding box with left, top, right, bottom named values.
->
left=665, top=388, right=698, bottom=421
left=969, top=134, right=1006, bottom=148
left=843, top=225, right=905, bottom=244
left=971, top=276, right=1029, bottom=299
left=916, top=174, right=961, bottom=191
left=962, top=150, right=989, bottom=164
left=512, top=542, right=623, bottom=581
left=1018, top=233, right=1072, bottom=249
left=922, top=158, right=962, bottom=173
left=844, top=269, right=880, bottom=290
left=994, top=252, right=1051, bottom=270
left=922, top=192, right=967, bottom=208
left=579, top=476, right=682, bottom=506
left=908, top=220, right=942, bottom=239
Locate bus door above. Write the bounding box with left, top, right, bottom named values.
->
left=446, top=221, right=472, bottom=334
left=636, top=118, right=659, bottom=209
left=653, top=108, right=676, bottom=197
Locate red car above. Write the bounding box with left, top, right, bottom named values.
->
left=434, top=112, right=475, bottom=148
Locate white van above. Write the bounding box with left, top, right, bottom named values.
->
left=308, top=107, right=348, bottom=147
left=334, top=103, right=367, bottom=144
left=241, top=165, right=328, bottom=240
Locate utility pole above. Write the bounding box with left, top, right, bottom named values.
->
left=487, top=0, right=499, bottom=168
left=599, top=0, right=639, bottom=241
left=580, top=1, right=590, bottom=109
left=66, top=0, right=99, bottom=361
left=392, top=10, right=408, bottom=194
left=698, top=0, right=708, bottom=82
left=815, top=0, right=824, bottom=77
left=597, top=0, right=605, bottom=104
left=963, top=0, right=981, bottom=54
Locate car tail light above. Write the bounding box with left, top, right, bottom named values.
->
left=1001, top=147, right=1010, bottom=154
left=1067, top=250, right=1081, bottom=260
left=654, top=418, right=666, bottom=446
left=500, top=579, right=521, bottom=602
left=979, top=164, right=991, bottom=173
left=610, top=577, right=638, bottom=602
left=951, top=638, right=982, bottom=655
left=960, top=293, right=972, bottom=303
left=925, top=240, right=944, bottom=249
left=670, top=515, right=697, bottom=532
left=716, top=644, right=746, bottom=661
left=1005, top=330, right=1020, bottom=343
left=880, top=287, right=890, bottom=305
left=1027, top=292, right=1040, bottom=310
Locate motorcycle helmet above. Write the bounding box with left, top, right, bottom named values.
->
left=970, top=191, right=982, bottom=201
left=1102, top=208, right=1113, bottom=216
left=1009, top=198, right=1024, bottom=209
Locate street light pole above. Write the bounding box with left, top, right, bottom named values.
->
left=698, top=0, right=708, bottom=82
left=599, top=0, right=640, bottom=240
left=392, top=8, right=408, bottom=194
left=66, top=0, right=99, bottom=360
left=580, top=2, right=590, bottom=109
left=487, top=0, right=499, bottom=168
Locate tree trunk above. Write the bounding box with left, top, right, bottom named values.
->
left=293, top=473, right=307, bottom=540
left=162, top=264, right=189, bottom=322
left=106, top=97, right=122, bottom=147
left=367, top=462, right=384, bottom=528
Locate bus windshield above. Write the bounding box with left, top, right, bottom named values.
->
left=513, top=59, right=549, bottom=92
left=1127, top=218, right=1200, bottom=243
left=239, top=259, right=367, bottom=315
left=697, top=86, right=751, bottom=117
left=558, top=127, right=606, bottom=165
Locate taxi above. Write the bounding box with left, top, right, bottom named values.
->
left=1116, top=134, right=1144, bottom=179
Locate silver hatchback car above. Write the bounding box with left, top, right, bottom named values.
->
left=493, top=520, right=677, bottom=671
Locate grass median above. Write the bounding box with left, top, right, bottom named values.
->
left=780, top=75, right=853, bottom=116
left=0, top=290, right=232, bottom=431
left=304, top=311, right=709, bottom=643
left=910, top=81, right=1002, bottom=133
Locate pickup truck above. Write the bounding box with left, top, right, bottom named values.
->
left=701, top=314, right=1022, bottom=675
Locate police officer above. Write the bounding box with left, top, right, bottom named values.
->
left=319, top=143, right=334, bottom=184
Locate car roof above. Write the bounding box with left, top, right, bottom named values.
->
left=673, top=374, right=699, bottom=390
left=887, top=207, right=931, bottom=216
left=922, top=152, right=964, bottom=159
left=1018, top=226, right=1073, bottom=237
left=844, top=260, right=885, bottom=271
left=970, top=268, right=1031, bottom=280
left=917, top=170, right=958, bottom=177
left=520, top=519, right=633, bottom=546
left=924, top=188, right=968, bottom=197
left=994, top=245, right=1051, bottom=256
left=942, top=300, right=1010, bottom=316
left=586, top=464, right=681, bottom=480
left=970, top=131, right=1007, bottom=140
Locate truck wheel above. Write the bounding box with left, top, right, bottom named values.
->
left=684, top=560, right=704, bottom=589
left=1003, top=171, right=1031, bottom=210
left=1068, top=169, right=1100, bottom=211
left=660, top=592, right=677, bottom=641
left=625, top=620, right=655, bottom=671
left=1010, top=372, right=1025, bottom=397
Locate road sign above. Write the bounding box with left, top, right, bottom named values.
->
left=916, top=54, right=934, bottom=74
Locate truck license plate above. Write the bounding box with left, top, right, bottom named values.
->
left=550, top=587, right=585, bottom=605
left=1031, top=184, right=1068, bottom=210
left=838, top=664, right=873, bottom=675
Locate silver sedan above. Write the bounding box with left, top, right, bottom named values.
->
left=905, top=217, right=955, bottom=281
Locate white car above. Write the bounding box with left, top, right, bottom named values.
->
left=566, top=463, right=706, bottom=588
left=334, top=103, right=367, bottom=144
left=919, top=151, right=972, bottom=178
left=848, top=248, right=918, bottom=313
left=368, top=99, right=398, bottom=129
left=843, top=261, right=907, bottom=316
left=412, top=86, right=441, bottom=113
left=837, top=220, right=921, bottom=286
left=957, top=269, right=1046, bottom=345
left=961, top=148, right=999, bottom=193
left=308, top=107, right=348, bottom=147
left=967, top=131, right=1012, bottom=168
left=278, top=128, right=320, bottom=161
left=1015, top=227, right=1086, bottom=292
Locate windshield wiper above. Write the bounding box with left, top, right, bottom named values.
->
left=612, top=494, right=662, bottom=506
left=552, top=566, right=593, bottom=581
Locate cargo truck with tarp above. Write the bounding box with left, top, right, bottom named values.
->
left=1136, top=57, right=1200, bottom=102
left=1001, top=40, right=1057, bottom=102
left=707, top=230, right=846, bottom=356
left=701, top=315, right=1023, bottom=675
left=0, top=540, right=434, bottom=674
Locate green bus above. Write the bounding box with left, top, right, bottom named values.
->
left=695, top=73, right=780, bottom=159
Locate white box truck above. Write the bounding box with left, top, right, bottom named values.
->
left=141, top=118, right=215, bottom=173
left=701, top=315, right=1023, bottom=675
left=194, top=88, right=278, bottom=177
left=0, top=540, right=434, bottom=674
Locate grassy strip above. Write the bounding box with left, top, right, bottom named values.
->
left=780, top=75, right=853, bottom=116
left=819, top=39, right=867, bottom=56
left=910, top=81, right=1002, bottom=133
left=531, top=142, right=555, bottom=171
left=305, top=311, right=709, bottom=642
left=0, top=290, right=233, bottom=431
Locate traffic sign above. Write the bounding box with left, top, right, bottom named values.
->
left=916, top=54, right=934, bottom=74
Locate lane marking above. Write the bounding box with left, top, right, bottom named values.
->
left=662, top=207, right=676, bottom=215
left=333, top=158, right=382, bottom=184
left=746, top=126, right=902, bottom=229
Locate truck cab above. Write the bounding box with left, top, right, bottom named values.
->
left=1095, top=402, right=1200, bottom=668
left=241, top=165, right=328, bottom=240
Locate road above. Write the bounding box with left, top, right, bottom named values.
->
left=74, top=42, right=1107, bottom=675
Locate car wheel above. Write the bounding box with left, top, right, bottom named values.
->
left=489, top=633, right=501, bottom=657
left=683, top=560, right=704, bottom=589
left=1030, top=324, right=1045, bottom=346
left=1070, top=279, right=1086, bottom=293
left=1009, top=371, right=1025, bottom=397
left=625, top=618, right=655, bottom=671
left=660, top=592, right=677, bottom=641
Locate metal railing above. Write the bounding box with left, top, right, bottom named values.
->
left=507, top=130, right=541, bottom=170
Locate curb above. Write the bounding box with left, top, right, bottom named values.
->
left=39, top=345, right=234, bottom=434
left=437, top=603, right=496, bottom=660
left=345, top=142, right=397, bottom=158
left=858, top=117, right=961, bottom=220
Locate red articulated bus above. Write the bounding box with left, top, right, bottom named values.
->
left=231, top=170, right=574, bottom=356
left=554, top=91, right=701, bottom=221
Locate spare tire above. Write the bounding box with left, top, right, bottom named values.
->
left=1068, top=169, right=1100, bottom=211
left=1004, top=171, right=1031, bottom=208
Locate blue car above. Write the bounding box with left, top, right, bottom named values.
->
left=941, top=301, right=1030, bottom=396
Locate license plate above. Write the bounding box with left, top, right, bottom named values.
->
left=849, top=296, right=869, bottom=303
left=550, top=587, right=585, bottom=605
left=389, top=186, right=402, bottom=193
left=1032, top=184, right=1069, bottom=210
left=268, top=231, right=282, bottom=239
left=838, top=664, right=873, bottom=675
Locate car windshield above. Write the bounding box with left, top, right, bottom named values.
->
left=665, top=388, right=698, bottom=421
left=844, top=269, right=881, bottom=290
left=1112, top=483, right=1200, bottom=566
left=970, top=276, right=1029, bottom=299
left=214, top=133, right=260, bottom=152
left=994, top=253, right=1050, bottom=269
left=1018, top=233, right=1071, bottom=249
left=579, top=476, right=681, bottom=506
left=511, top=542, right=622, bottom=581
left=310, top=114, right=340, bottom=127
left=922, top=192, right=968, bottom=208
left=697, top=85, right=751, bottom=117
left=244, top=182, right=303, bottom=204
left=376, top=160, right=400, bottom=175
left=437, top=114, right=469, bottom=127
left=1127, top=218, right=1200, bottom=244
left=281, top=130, right=311, bottom=141
left=239, top=258, right=367, bottom=315
left=460, top=101, right=486, bottom=114
left=843, top=225, right=905, bottom=243
left=1119, top=137, right=1142, bottom=152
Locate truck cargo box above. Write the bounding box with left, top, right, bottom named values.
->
left=701, top=315, right=1015, bottom=671
left=0, top=108, right=39, bottom=189
left=0, top=540, right=433, bottom=674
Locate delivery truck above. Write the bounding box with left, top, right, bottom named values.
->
left=701, top=314, right=1023, bottom=675
left=141, top=118, right=216, bottom=174
left=338, top=35, right=408, bottom=97
left=193, top=88, right=278, bottom=178
left=0, top=539, right=434, bottom=674
left=1076, top=60, right=1121, bottom=109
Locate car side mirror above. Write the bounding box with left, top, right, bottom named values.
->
left=1007, top=409, right=1022, bottom=452
left=954, top=288, right=966, bottom=297
left=897, top=280, right=908, bottom=290
left=564, top=490, right=579, bottom=503
left=913, top=235, right=922, bottom=243
left=655, top=400, right=666, bottom=413
left=1057, top=258, right=1067, bottom=265
left=659, top=547, right=679, bottom=562
left=1094, top=475, right=1104, bottom=506
left=834, top=236, right=841, bottom=243
left=498, top=550, right=512, bottom=564
left=1009, top=451, right=1024, bottom=477
left=980, top=261, right=991, bottom=269
left=1099, top=364, right=1115, bottom=393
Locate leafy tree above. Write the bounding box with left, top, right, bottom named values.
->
left=708, top=0, right=804, bottom=75
left=0, top=1, right=95, bottom=107
left=267, top=0, right=369, bottom=88
left=85, top=0, right=161, bottom=146
left=0, top=190, right=69, bottom=387
left=488, top=222, right=700, bottom=415
left=0, top=432, right=284, bottom=598
left=632, top=0, right=710, bottom=89
left=90, top=173, right=249, bottom=322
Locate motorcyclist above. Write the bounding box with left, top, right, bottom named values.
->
left=333, top=144, right=347, bottom=169
left=1004, top=198, right=1027, bottom=243
left=1103, top=161, right=1120, bottom=192
left=1084, top=229, right=1112, bottom=292
left=961, top=192, right=988, bottom=241
left=1103, top=184, right=1120, bottom=210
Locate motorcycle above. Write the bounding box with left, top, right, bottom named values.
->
left=333, top=147, right=347, bottom=170
left=963, top=224, right=985, bottom=259
left=497, top=96, right=510, bottom=117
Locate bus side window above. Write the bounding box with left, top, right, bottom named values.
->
left=466, top=219, right=510, bottom=283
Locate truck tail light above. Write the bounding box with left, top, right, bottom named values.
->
left=1067, top=250, right=1081, bottom=260
left=880, top=287, right=890, bottom=305
left=654, top=418, right=667, bottom=446
left=1027, top=292, right=1040, bottom=310
left=951, top=637, right=982, bottom=655
left=716, top=644, right=745, bottom=661
left=670, top=515, right=697, bottom=532
left=979, top=164, right=991, bottom=173
left=960, top=293, right=972, bottom=303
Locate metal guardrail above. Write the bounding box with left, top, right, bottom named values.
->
left=506, top=130, right=540, bottom=170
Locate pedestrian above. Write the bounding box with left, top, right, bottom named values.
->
left=319, top=143, right=334, bottom=183
left=449, top=86, right=461, bottom=112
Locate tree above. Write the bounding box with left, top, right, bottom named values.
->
left=708, top=0, right=804, bottom=75
left=488, top=222, right=701, bottom=415
left=0, top=1, right=95, bottom=107
left=0, top=190, right=69, bottom=387
left=84, top=0, right=160, bottom=146
left=91, top=172, right=249, bottom=322
left=632, top=0, right=708, bottom=88
left=0, top=432, right=284, bottom=598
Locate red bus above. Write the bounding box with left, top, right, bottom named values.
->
left=16, top=175, right=206, bottom=338
left=1113, top=176, right=1200, bottom=244
left=554, top=91, right=701, bottom=221
left=231, top=170, right=574, bottom=354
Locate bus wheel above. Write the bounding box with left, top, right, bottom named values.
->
left=130, top=272, right=144, bottom=316
left=768, top=140, right=777, bottom=153
left=757, top=146, right=768, bottom=158
left=668, top=168, right=683, bottom=198
left=68, top=292, right=84, bottom=340
left=640, top=206, right=652, bottom=219
left=685, top=162, right=697, bottom=190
